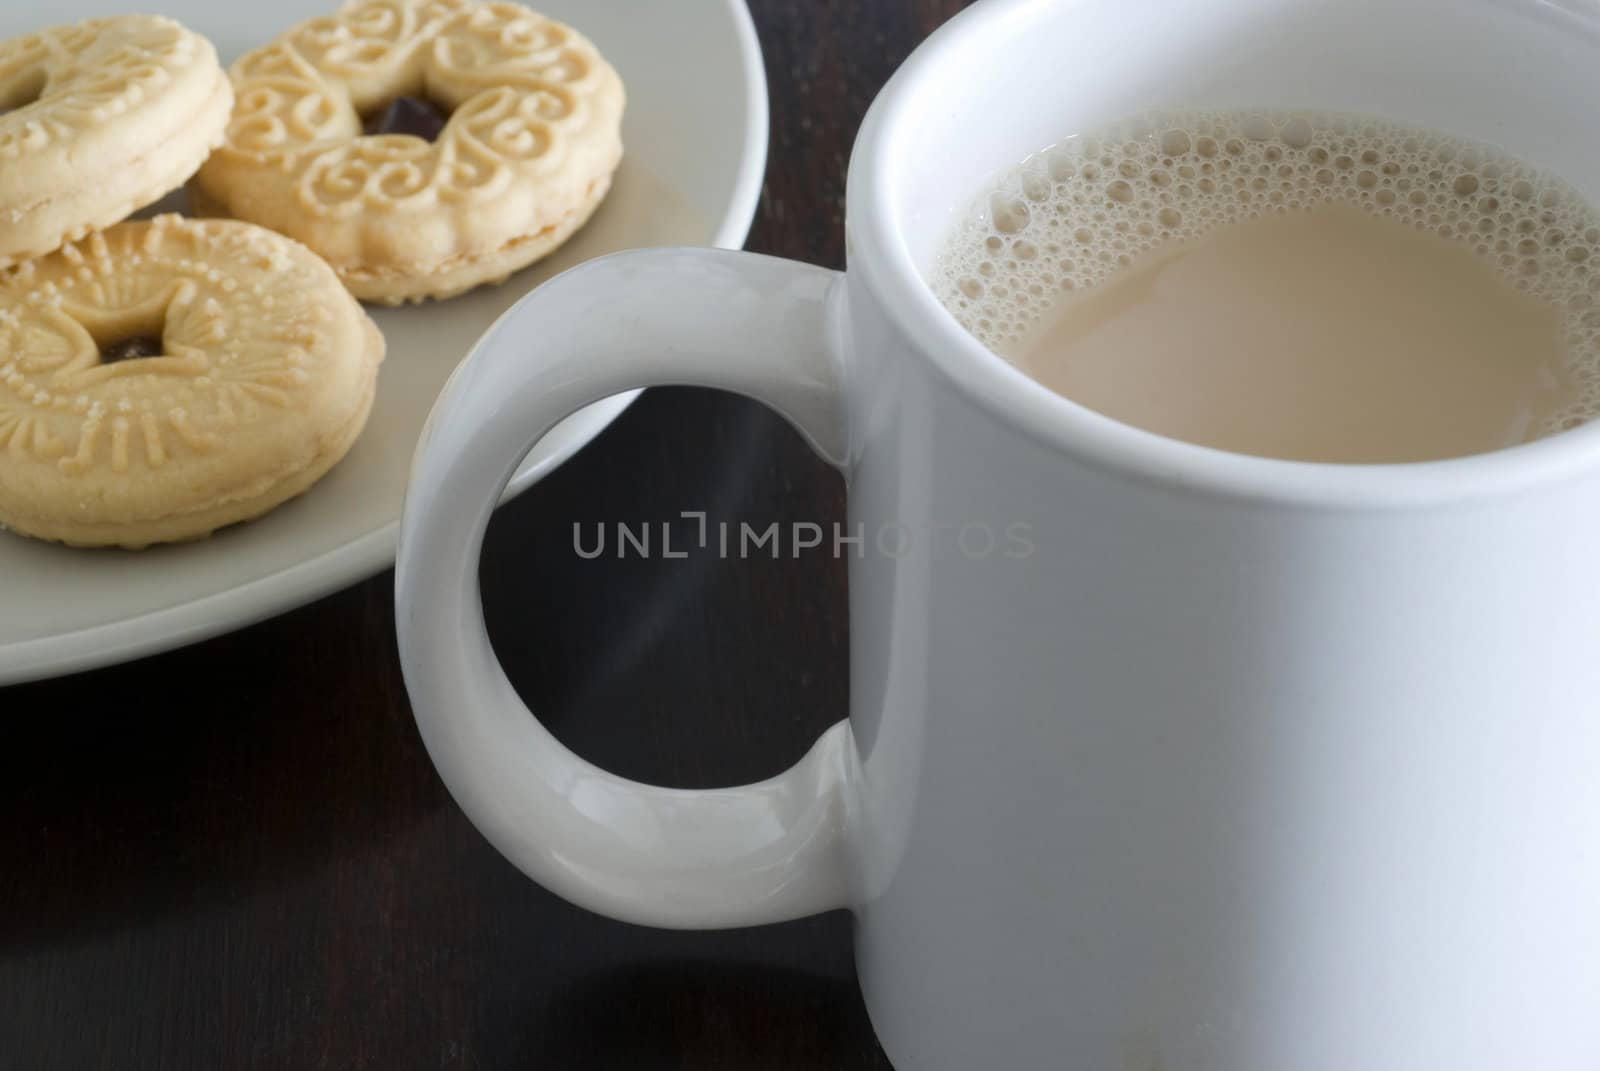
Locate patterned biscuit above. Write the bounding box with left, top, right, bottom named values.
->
left=0, top=16, right=234, bottom=269
left=0, top=216, right=385, bottom=548
left=192, top=0, right=626, bottom=305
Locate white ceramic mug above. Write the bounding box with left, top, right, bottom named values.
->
left=396, top=0, right=1600, bottom=1066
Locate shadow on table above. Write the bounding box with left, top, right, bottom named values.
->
left=0, top=579, right=440, bottom=955
left=526, top=959, right=892, bottom=1070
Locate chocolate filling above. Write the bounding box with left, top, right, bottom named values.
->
left=362, top=96, right=452, bottom=142
left=99, top=335, right=164, bottom=364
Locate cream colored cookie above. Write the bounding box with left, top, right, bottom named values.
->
left=0, top=216, right=385, bottom=549
left=0, top=16, right=234, bottom=269
left=192, top=0, right=625, bottom=305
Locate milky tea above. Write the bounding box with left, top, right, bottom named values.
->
left=932, top=111, right=1600, bottom=463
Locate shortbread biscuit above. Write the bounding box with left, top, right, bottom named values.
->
left=0, top=16, right=233, bottom=269
left=0, top=216, right=385, bottom=548
left=192, top=0, right=625, bottom=305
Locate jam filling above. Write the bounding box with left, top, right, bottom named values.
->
left=99, top=335, right=164, bottom=364
left=362, top=96, right=452, bottom=142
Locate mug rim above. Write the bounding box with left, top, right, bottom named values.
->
left=844, top=0, right=1600, bottom=509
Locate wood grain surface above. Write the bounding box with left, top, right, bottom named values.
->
left=0, top=2, right=972, bottom=1067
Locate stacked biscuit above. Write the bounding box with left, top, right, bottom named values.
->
left=0, top=2, right=625, bottom=548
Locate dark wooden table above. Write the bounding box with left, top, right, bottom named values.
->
left=0, top=2, right=971, bottom=1067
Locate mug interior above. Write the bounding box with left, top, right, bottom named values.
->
left=847, top=0, right=1600, bottom=503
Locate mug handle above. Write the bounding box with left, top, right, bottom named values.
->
left=395, top=248, right=858, bottom=929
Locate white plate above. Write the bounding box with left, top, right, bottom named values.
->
left=0, top=0, right=767, bottom=684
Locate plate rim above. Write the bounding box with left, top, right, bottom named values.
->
left=0, top=0, right=769, bottom=686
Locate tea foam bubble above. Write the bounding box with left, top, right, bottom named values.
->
left=933, top=110, right=1600, bottom=436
